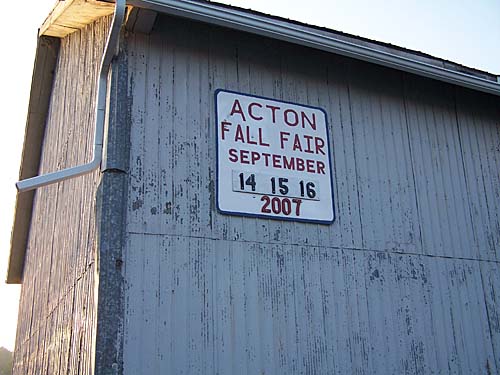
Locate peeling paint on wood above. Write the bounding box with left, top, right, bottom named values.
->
left=123, top=15, right=500, bottom=374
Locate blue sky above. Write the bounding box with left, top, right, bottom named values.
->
left=0, top=0, right=498, bottom=352
left=232, top=0, right=500, bottom=74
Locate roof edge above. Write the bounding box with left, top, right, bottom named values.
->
left=128, top=0, right=500, bottom=96
left=40, top=0, right=115, bottom=38
left=7, top=36, right=61, bottom=284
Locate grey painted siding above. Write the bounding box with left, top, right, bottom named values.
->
left=12, top=17, right=111, bottom=375
left=124, top=235, right=499, bottom=374
left=456, top=90, right=500, bottom=260
left=123, top=16, right=500, bottom=374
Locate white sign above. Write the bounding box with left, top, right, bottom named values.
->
left=216, top=90, right=334, bottom=224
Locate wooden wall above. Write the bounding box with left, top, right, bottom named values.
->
left=12, top=17, right=111, bottom=375
left=122, top=15, right=500, bottom=374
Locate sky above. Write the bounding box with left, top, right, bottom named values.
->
left=0, top=0, right=499, bottom=353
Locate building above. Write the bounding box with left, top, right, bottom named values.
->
left=7, top=0, right=500, bottom=374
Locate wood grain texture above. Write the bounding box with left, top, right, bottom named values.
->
left=40, top=0, right=115, bottom=38
left=122, top=15, right=500, bottom=374
left=123, top=234, right=499, bottom=374
left=12, top=16, right=111, bottom=375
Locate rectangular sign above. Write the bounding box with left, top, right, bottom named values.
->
left=216, top=90, right=335, bottom=224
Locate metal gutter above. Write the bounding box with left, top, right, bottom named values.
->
left=15, top=0, right=126, bottom=193
left=128, top=0, right=500, bottom=96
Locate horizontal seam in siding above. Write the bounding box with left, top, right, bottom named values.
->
left=125, top=231, right=500, bottom=265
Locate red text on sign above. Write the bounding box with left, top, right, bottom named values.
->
left=228, top=148, right=326, bottom=175
left=229, top=99, right=317, bottom=130
left=261, top=195, right=302, bottom=216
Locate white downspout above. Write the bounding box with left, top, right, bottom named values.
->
left=16, top=0, right=127, bottom=193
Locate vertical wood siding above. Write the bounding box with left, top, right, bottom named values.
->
left=124, top=235, right=499, bottom=374
left=12, top=17, right=111, bottom=375
left=123, top=16, right=500, bottom=374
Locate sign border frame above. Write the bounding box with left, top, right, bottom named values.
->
left=215, top=88, right=336, bottom=225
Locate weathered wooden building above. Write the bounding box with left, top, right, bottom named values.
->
left=7, top=0, right=500, bottom=374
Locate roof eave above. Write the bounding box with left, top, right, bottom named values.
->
left=128, top=0, right=500, bottom=96
left=40, top=0, right=116, bottom=38
left=7, top=36, right=60, bottom=284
